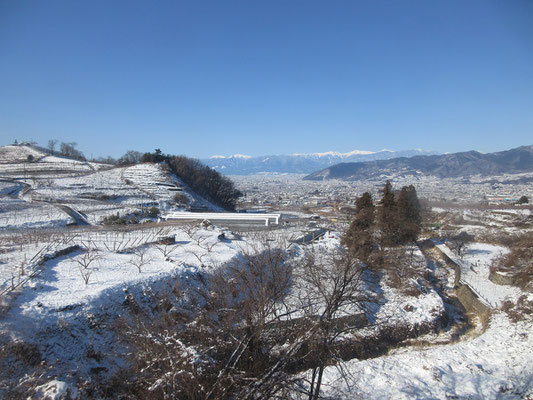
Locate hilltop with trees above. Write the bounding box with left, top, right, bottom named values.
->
left=141, top=149, right=242, bottom=211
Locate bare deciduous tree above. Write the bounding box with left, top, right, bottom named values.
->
left=47, top=139, right=58, bottom=155
left=129, top=246, right=152, bottom=273
left=294, top=248, right=367, bottom=399
left=72, top=246, right=100, bottom=285
left=113, top=241, right=373, bottom=400
left=448, top=231, right=474, bottom=258
left=155, top=243, right=179, bottom=260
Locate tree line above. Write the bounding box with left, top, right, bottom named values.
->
left=142, top=149, right=242, bottom=211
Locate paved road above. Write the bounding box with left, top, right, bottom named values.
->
left=0, top=178, right=31, bottom=199
left=0, top=177, right=91, bottom=226
left=57, top=205, right=91, bottom=226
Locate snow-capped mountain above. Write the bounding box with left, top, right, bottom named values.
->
left=209, top=154, right=253, bottom=159
left=201, top=149, right=437, bottom=175
left=304, top=145, right=533, bottom=181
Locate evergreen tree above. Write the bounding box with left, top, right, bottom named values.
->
left=377, top=181, right=399, bottom=245
left=353, top=191, right=375, bottom=229
left=396, top=185, right=421, bottom=243
left=342, top=192, right=381, bottom=266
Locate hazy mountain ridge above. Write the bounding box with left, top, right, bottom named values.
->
left=304, top=145, right=533, bottom=181
left=202, top=149, right=437, bottom=175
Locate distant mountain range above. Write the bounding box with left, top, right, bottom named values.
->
left=304, top=145, right=533, bottom=181
left=202, top=149, right=437, bottom=175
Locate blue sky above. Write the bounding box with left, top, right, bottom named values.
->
left=1, top=0, right=532, bottom=159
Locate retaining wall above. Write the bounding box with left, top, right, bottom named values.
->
left=418, top=239, right=491, bottom=329
left=489, top=270, right=516, bottom=286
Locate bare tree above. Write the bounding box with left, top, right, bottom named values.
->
left=448, top=231, right=474, bottom=258
left=155, top=243, right=179, bottom=260
left=182, top=225, right=222, bottom=268
left=294, top=248, right=367, bottom=399
left=72, top=246, right=100, bottom=285
left=113, top=241, right=372, bottom=400
left=129, top=246, right=152, bottom=273
left=117, top=150, right=142, bottom=166
left=382, top=245, right=426, bottom=295
left=59, top=141, right=85, bottom=160
left=115, top=242, right=297, bottom=399
left=78, top=265, right=94, bottom=285
left=47, top=139, right=58, bottom=155
left=184, top=224, right=214, bottom=248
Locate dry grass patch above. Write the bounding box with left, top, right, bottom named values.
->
left=491, top=234, right=533, bottom=291
left=501, top=295, right=533, bottom=323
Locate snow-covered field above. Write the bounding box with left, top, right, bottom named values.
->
left=2, top=223, right=530, bottom=399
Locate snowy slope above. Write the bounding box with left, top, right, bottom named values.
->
left=310, top=241, right=533, bottom=400
left=436, top=242, right=520, bottom=308
left=317, top=311, right=532, bottom=399
left=1, top=162, right=221, bottom=229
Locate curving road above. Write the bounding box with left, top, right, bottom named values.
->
left=0, top=177, right=91, bottom=226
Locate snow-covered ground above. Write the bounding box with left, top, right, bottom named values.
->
left=0, top=227, right=454, bottom=396
left=0, top=225, right=242, bottom=382
left=0, top=199, right=71, bottom=230
left=317, top=311, right=532, bottom=399
left=0, top=145, right=46, bottom=163
left=436, top=242, right=521, bottom=308
left=311, top=239, right=533, bottom=399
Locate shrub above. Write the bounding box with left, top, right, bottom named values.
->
left=113, top=245, right=370, bottom=399
left=114, top=248, right=296, bottom=399
left=447, top=231, right=475, bottom=257
left=501, top=295, right=533, bottom=322
left=100, top=213, right=138, bottom=225
left=147, top=206, right=160, bottom=218
left=517, top=195, right=529, bottom=204
left=492, top=234, right=533, bottom=291
left=173, top=192, right=189, bottom=205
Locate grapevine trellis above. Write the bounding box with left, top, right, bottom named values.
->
left=74, top=227, right=173, bottom=252
left=0, top=226, right=173, bottom=298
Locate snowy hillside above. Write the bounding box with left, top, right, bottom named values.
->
left=314, top=242, right=532, bottom=399
left=0, top=145, right=109, bottom=178
left=0, top=145, right=220, bottom=230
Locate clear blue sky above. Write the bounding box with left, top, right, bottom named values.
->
left=1, top=0, right=532, bottom=159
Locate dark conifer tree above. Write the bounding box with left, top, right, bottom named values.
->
left=377, top=181, right=399, bottom=245
left=353, top=191, right=375, bottom=229
left=342, top=192, right=381, bottom=266
left=396, top=185, right=421, bottom=243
